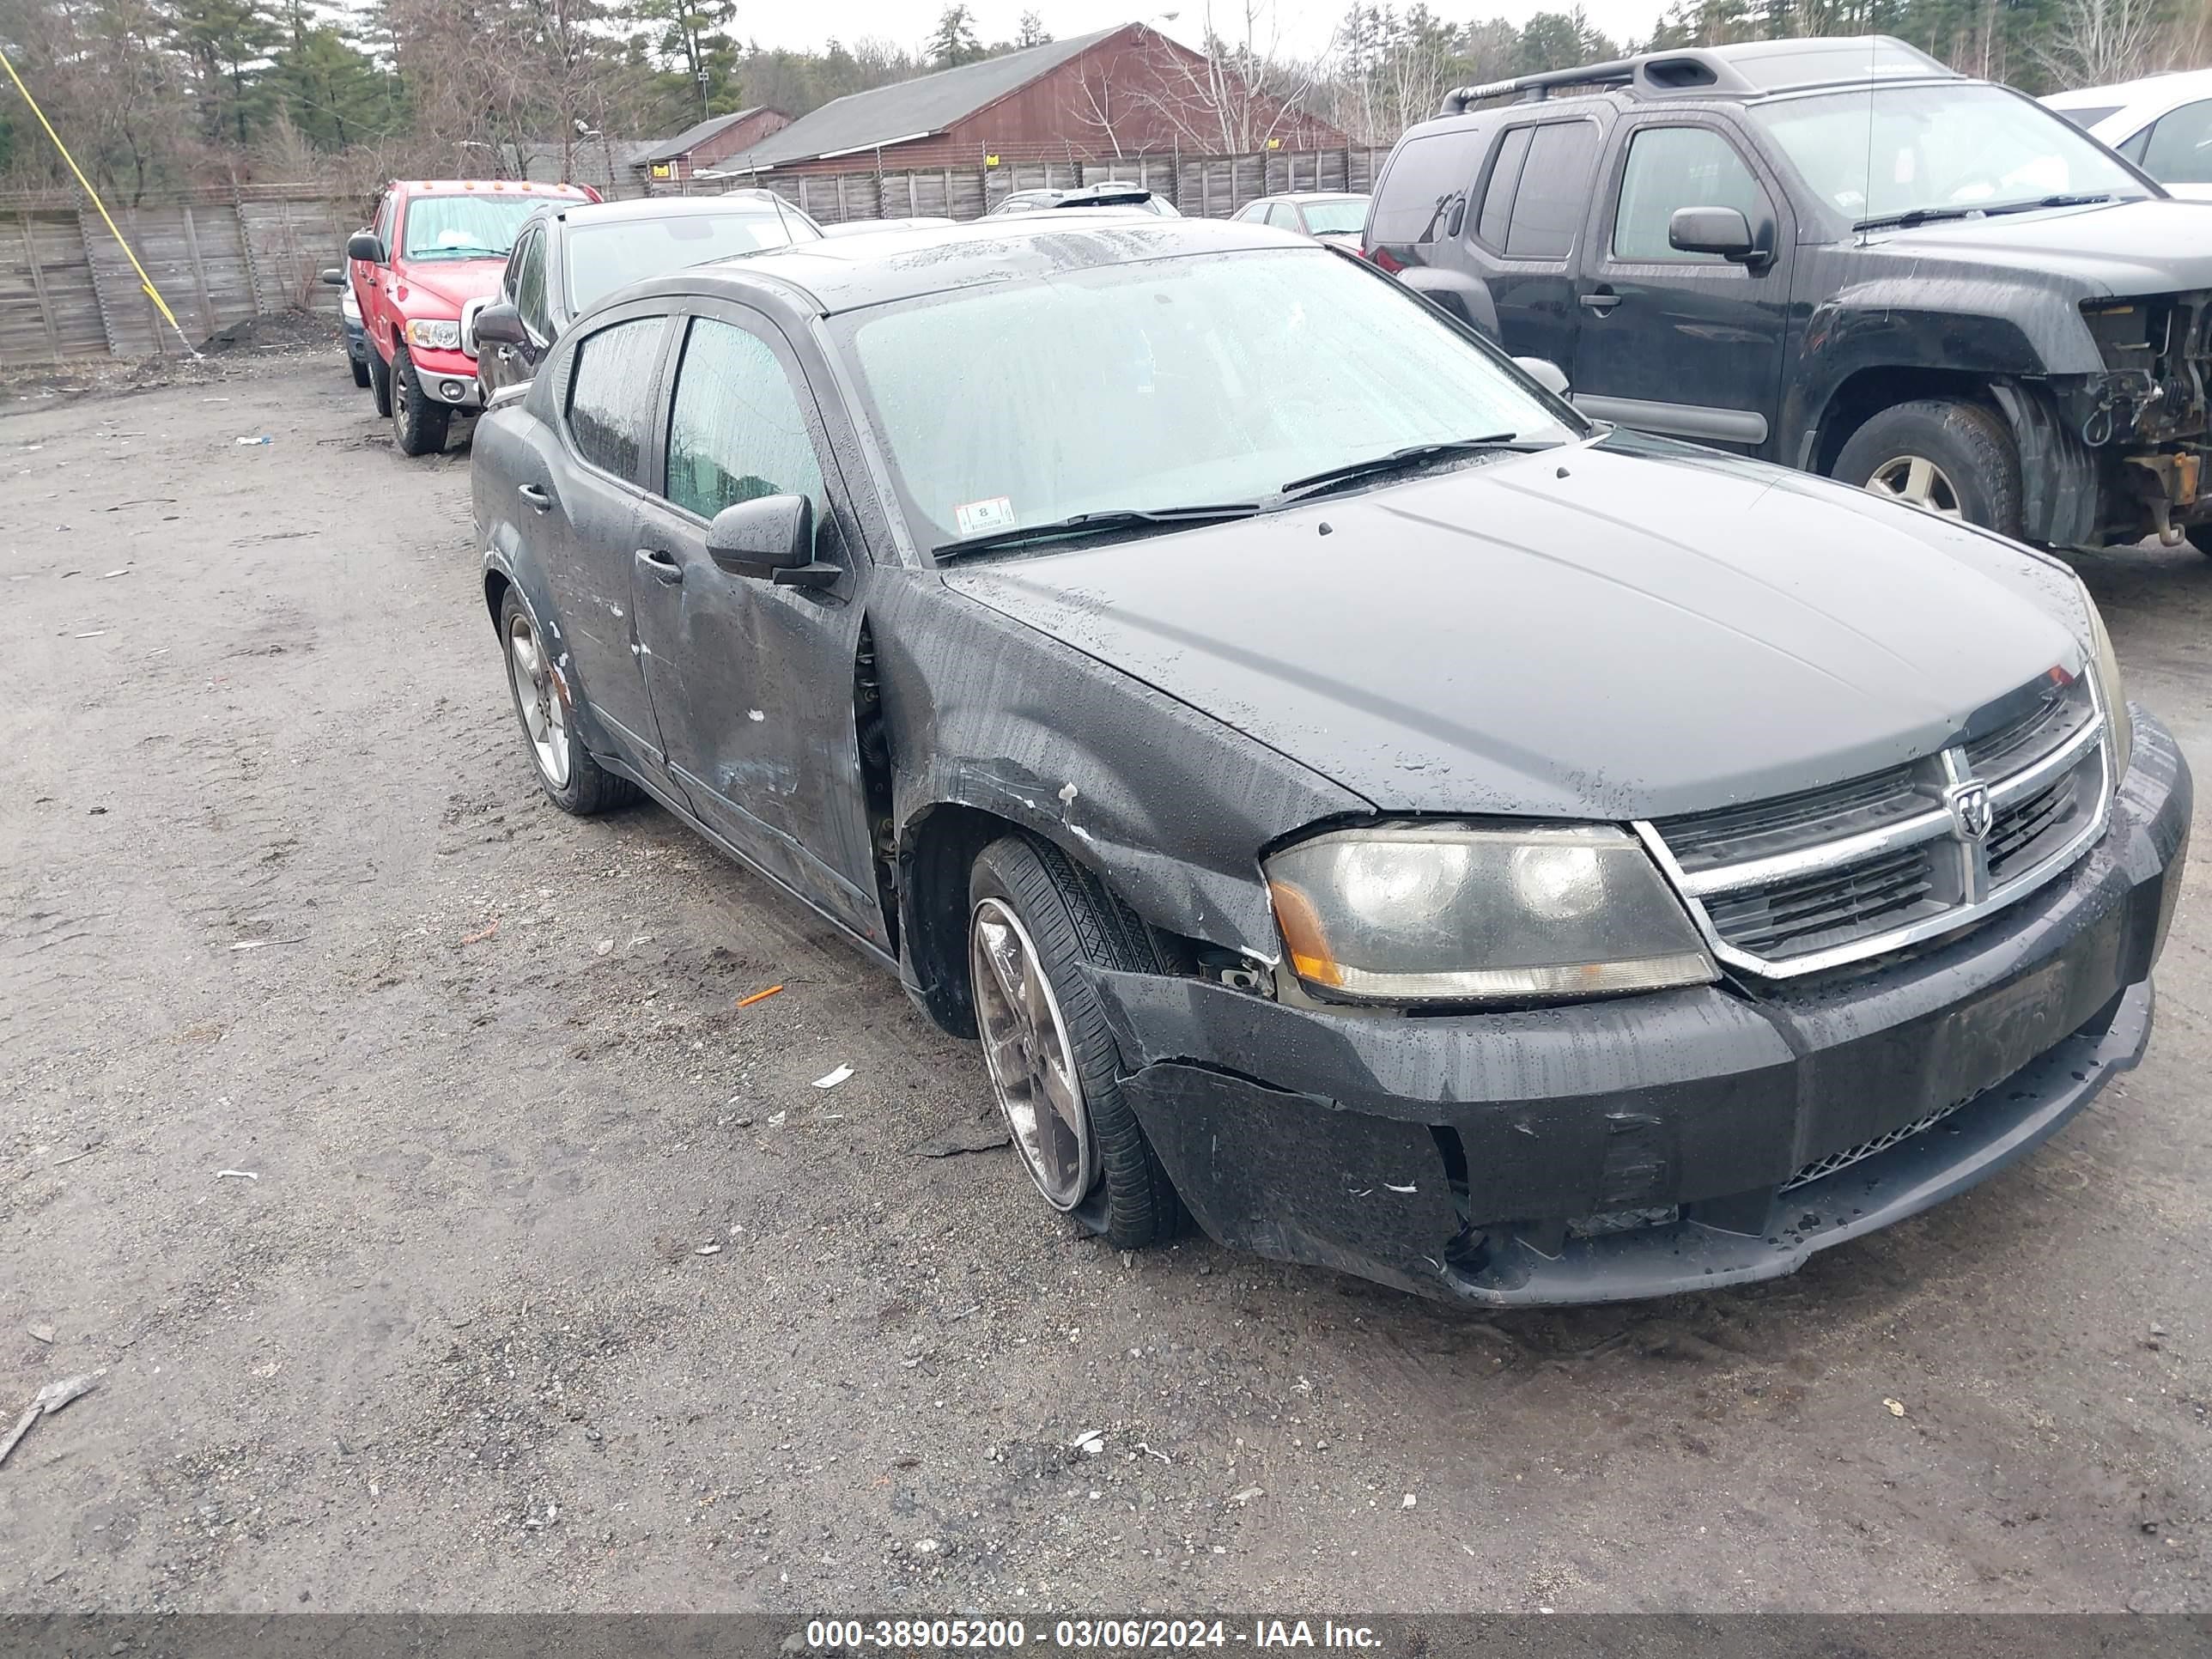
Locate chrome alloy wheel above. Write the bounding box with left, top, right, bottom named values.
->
left=1866, top=453, right=1963, bottom=518
left=969, top=896, right=1093, bottom=1210
left=505, top=611, right=570, bottom=789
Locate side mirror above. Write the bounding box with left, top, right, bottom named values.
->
left=474, top=301, right=526, bottom=348
left=1668, top=205, right=1761, bottom=265
left=347, top=231, right=387, bottom=264
left=1512, top=356, right=1571, bottom=398
left=706, top=494, right=836, bottom=588
left=319, top=266, right=344, bottom=288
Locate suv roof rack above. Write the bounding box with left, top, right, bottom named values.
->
left=1437, top=34, right=1952, bottom=115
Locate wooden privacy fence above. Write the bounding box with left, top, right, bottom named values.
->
left=2, top=185, right=362, bottom=365
left=3, top=147, right=1393, bottom=362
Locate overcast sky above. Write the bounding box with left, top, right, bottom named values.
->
left=758, top=1, right=1674, bottom=65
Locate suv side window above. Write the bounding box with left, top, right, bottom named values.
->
left=514, top=230, right=550, bottom=340
left=1370, top=129, right=1482, bottom=245
left=1475, top=128, right=1534, bottom=247
left=1504, top=121, right=1601, bottom=258
left=1612, top=126, right=1771, bottom=262
left=664, top=317, right=825, bottom=525
left=2142, top=99, right=2212, bottom=184
left=566, top=316, right=665, bottom=483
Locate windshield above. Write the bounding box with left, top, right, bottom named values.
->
left=836, top=247, right=1576, bottom=553
left=402, top=195, right=544, bottom=260
left=567, top=210, right=812, bottom=311
left=1751, top=82, right=2148, bottom=224
left=1301, top=198, right=1369, bottom=235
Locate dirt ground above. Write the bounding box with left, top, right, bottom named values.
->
left=3, top=356, right=2211, bottom=1617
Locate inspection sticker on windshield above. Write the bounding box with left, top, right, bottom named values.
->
left=955, top=496, right=1017, bottom=537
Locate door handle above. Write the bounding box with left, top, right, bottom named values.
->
left=518, top=483, right=555, bottom=513
left=1579, top=288, right=1622, bottom=316
left=635, top=547, right=684, bottom=585
left=495, top=344, right=514, bottom=363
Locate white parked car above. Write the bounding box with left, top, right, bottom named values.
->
left=2045, top=69, right=2212, bottom=199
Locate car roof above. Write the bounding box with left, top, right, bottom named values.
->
left=627, top=213, right=1310, bottom=316
left=1253, top=191, right=1367, bottom=204
left=541, top=193, right=795, bottom=228
left=2045, top=67, right=2212, bottom=120
left=391, top=179, right=587, bottom=198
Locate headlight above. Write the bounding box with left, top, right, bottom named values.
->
left=2082, top=588, right=2133, bottom=784
left=339, top=288, right=360, bottom=323
left=1264, top=821, right=1717, bottom=1004
left=404, top=318, right=463, bottom=350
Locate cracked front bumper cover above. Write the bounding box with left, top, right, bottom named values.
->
left=1090, top=713, right=2190, bottom=1307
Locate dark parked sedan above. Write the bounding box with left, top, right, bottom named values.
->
left=471, top=191, right=823, bottom=398
left=470, top=216, right=2188, bottom=1307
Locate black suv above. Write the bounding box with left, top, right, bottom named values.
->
left=1364, top=34, right=2212, bottom=552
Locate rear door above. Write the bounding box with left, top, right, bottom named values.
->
left=1570, top=117, right=1795, bottom=455
left=629, top=303, right=888, bottom=946
left=531, top=305, right=674, bottom=767
left=1464, top=115, right=1605, bottom=378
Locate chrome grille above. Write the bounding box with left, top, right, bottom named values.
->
left=1643, top=672, right=2109, bottom=979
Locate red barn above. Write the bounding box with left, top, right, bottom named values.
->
left=716, top=23, right=1345, bottom=179
left=631, top=107, right=793, bottom=184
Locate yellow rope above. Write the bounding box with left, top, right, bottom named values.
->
left=0, top=44, right=200, bottom=356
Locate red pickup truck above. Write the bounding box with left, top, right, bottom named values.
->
left=347, top=179, right=594, bottom=455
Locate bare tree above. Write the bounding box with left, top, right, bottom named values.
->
left=1097, top=6, right=1340, bottom=155
left=2034, top=0, right=2168, bottom=86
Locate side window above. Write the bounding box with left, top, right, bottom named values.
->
left=374, top=191, right=396, bottom=255
left=1504, top=121, right=1600, bottom=258
left=1612, top=126, right=1770, bottom=263
left=2142, top=100, right=2212, bottom=184
left=565, top=316, right=665, bottom=483
left=1234, top=201, right=1267, bottom=222
left=1475, top=127, right=1534, bottom=247
left=514, top=232, right=550, bottom=339
left=1369, top=129, right=1481, bottom=245
left=1265, top=202, right=1297, bottom=228
left=664, top=317, right=825, bottom=524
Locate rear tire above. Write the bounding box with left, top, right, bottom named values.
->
left=1831, top=398, right=2022, bottom=538
left=390, top=344, right=452, bottom=457
left=368, top=347, right=392, bottom=417
left=498, top=586, right=639, bottom=816
left=968, top=835, right=1185, bottom=1249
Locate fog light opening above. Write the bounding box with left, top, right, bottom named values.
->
left=440, top=379, right=466, bottom=402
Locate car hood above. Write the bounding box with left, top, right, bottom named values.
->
left=1868, top=197, right=2212, bottom=294
left=943, top=440, right=2087, bottom=821
left=392, top=258, right=506, bottom=312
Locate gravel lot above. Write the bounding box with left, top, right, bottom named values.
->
left=3, top=357, right=2210, bottom=1615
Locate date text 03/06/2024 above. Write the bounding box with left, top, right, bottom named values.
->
left=803, top=1618, right=1385, bottom=1650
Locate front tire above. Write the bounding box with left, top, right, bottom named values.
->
left=1831, top=398, right=2022, bottom=538
left=498, top=586, right=638, bottom=816
left=967, top=836, right=1184, bottom=1249
left=390, top=344, right=452, bottom=457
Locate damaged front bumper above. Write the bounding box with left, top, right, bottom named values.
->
left=1091, top=713, right=2191, bottom=1307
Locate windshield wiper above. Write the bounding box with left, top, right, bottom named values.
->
left=1984, top=191, right=2123, bottom=215
left=933, top=503, right=1261, bottom=559
left=1852, top=205, right=1982, bottom=232
left=1274, top=434, right=1534, bottom=502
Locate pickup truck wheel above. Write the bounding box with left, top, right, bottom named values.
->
left=499, top=586, right=639, bottom=816
left=968, top=836, right=1185, bottom=1249
left=2185, top=525, right=2212, bottom=557
left=1832, top=399, right=2021, bottom=537
left=368, top=348, right=392, bottom=417
left=390, top=345, right=452, bottom=457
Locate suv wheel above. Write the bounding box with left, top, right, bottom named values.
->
left=967, top=835, right=1185, bottom=1249
left=368, top=347, right=392, bottom=418
left=390, top=344, right=453, bottom=457
left=1832, top=399, right=2022, bottom=538
left=499, top=586, right=639, bottom=815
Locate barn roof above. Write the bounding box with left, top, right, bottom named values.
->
left=716, top=27, right=1127, bottom=173
left=633, top=108, right=776, bottom=166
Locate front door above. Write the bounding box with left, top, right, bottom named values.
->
left=629, top=305, right=888, bottom=947
left=1571, top=119, right=1794, bottom=457
left=532, top=308, right=672, bottom=764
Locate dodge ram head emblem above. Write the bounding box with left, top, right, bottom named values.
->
left=1947, top=781, right=1995, bottom=843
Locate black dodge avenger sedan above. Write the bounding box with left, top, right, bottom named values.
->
left=470, top=215, right=2189, bottom=1306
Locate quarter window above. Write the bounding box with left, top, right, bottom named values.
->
left=2142, top=99, right=2212, bottom=184
left=1612, top=126, right=1770, bottom=262
left=664, top=318, right=824, bottom=522
left=1370, top=129, right=1480, bottom=244
left=566, top=316, right=665, bottom=483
